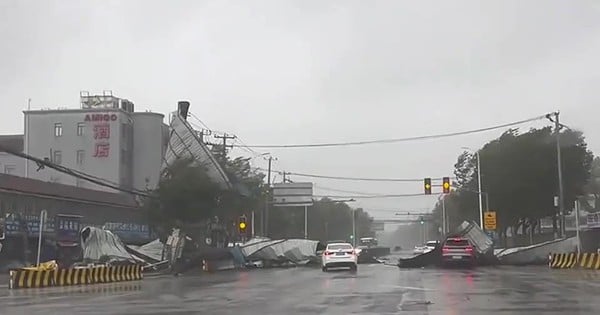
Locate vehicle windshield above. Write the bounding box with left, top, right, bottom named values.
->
left=328, top=244, right=353, bottom=250
left=2, top=2, right=594, bottom=314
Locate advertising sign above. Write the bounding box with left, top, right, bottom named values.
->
left=55, top=214, right=82, bottom=243
left=103, top=222, right=151, bottom=241
left=3, top=213, right=55, bottom=236
left=272, top=182, right=314, bottom=207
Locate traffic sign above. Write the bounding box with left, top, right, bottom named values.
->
left=484, top=211, right=497, bottom=230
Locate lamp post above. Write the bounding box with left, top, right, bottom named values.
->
left=462, top=147, right=484, bottom=228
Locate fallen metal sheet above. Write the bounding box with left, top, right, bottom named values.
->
left=497, top=237, right=577, bottom=265
left=127, top=239, right=164, bottom=263
left=81, top=226, right=142, bottom=264
left=454, top=221, right=494, bottom=255
left=162, top=112, right=231, bottom=189
left=397, top=247, right=442, bottom=268
left=241, top=238, right=320, bottom=264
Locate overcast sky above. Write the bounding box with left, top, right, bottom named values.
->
left=1, top=0, right=600, bottom=220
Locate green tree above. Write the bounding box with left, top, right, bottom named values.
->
left=444, top=127, right=592, bottom=240
left=268, top=198, right=374, bottom=242
left=583, top=157, right=600, bottom=212
left=146, top=158, right=223, bottom=236
left=146, top=152, right=375, bottom=242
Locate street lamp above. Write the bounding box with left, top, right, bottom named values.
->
left=462, top=147, right=484, bottom=229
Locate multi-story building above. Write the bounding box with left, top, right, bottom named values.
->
left=0, top=135, right=25, bottom=177
left=3, top=91, right=169, bottom=193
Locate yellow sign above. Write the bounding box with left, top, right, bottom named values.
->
left=484, top=211, right=496, bottom=230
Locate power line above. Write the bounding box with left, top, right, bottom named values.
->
left=314, top=193, right=427, bottom=199
left=188, top=112, right=211, bottom=131
left=234, top=114, right=549, bottom=148
left=258, top=168, right=451, bottom=182
left=313, top=184, right=385, bottom=196
left=0, top=145, right=151, bottom=197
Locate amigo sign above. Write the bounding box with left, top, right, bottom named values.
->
left=84, top=113, right=118, bottom=122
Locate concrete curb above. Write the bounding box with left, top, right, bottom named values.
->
left=8, top=264, right=143, bottom=289
left=549, top=253, right=600, bottom=269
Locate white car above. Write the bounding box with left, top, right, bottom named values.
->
left=322, top=242, right=358, bottom=272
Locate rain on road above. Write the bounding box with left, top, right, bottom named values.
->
left=2, top=264, right=600, bottom=315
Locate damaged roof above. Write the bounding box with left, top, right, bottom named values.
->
left=0, top=135, right=24, bottom=152
left=0, top=173, right=139, bottom=208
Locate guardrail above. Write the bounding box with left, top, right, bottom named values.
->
left=8, top=264, right=143, bottom=289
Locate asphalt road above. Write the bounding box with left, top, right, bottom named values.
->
left=1, top=264, right=600, bottom=315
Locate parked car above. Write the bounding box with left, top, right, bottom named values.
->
left=441, top=237, right=476, bottom=267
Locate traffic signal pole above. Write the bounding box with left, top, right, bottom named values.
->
left=442, top=196, right=447, bottom=235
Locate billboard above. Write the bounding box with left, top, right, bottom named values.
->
left=371, top=221, right=385, bottom=232
left=272, top=182, right=313, bottom=207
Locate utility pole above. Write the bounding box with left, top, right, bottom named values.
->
left=213, top=133, right=235, bottom=161
left=547, top=112, right=566, bottom=238
left=264, top=156, right=273, bottom=237
left=198, top=129, right=212, bottom=143
left=555, top=112, right=566, bottom=238
left=282, top=171, right=287, bottom=183
left=476, top=150, right=484, bottom=229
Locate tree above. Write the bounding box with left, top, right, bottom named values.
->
left=146, top=158, right=224, bottom=236
left=444, top=127, right=593, bottom=240
left=146, top=150, right=375, bottom=242
left=583, top=157, right=600, bottom=212
left=268, top=198, right=374, bottom=242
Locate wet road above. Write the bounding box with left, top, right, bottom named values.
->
left=1, top=264, right=600, bottom=314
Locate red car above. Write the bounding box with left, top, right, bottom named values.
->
left=441, top=237, right=476, bottom=267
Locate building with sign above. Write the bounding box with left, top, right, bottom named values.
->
left=2, top=91, right=170, bottom=193
left=0, top=172, right=149, bottom=267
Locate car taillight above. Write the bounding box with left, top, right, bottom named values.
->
left=442, top=247, right=450, bottom=253
left=465, top=246, right=474, bottom=253
left=347, top=251, right=354, bottom=255
left=324, top=251, right=332, bottom=256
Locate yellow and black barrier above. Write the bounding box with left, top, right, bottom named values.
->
left=9, top=264, right=143, bottom=289
left=549, top=252, right=600, bottom=270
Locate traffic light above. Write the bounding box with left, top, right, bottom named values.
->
left=442, top=177, right=451, bottom=194
left=419, top=216, right=424, bottom=225
left=424, top=178, right=432, bottom=195
left=238, top=215, right=247, bottom=235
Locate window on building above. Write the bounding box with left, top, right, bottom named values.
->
left=77, top=122, right=85, bottom=136
left=4, top=165, right=16, bottom=175
left=54, top=123, right=63, bottom=137
left=53, top=150, right=62, bottom=165
left=76, top=150, right=85, bottom=165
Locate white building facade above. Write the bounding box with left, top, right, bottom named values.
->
left=16, top=93, right=168, bottom=192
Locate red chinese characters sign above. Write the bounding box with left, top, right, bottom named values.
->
left=92, top=123, right=111, bottom=158
left=93, top=124, right=110, bottom=140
